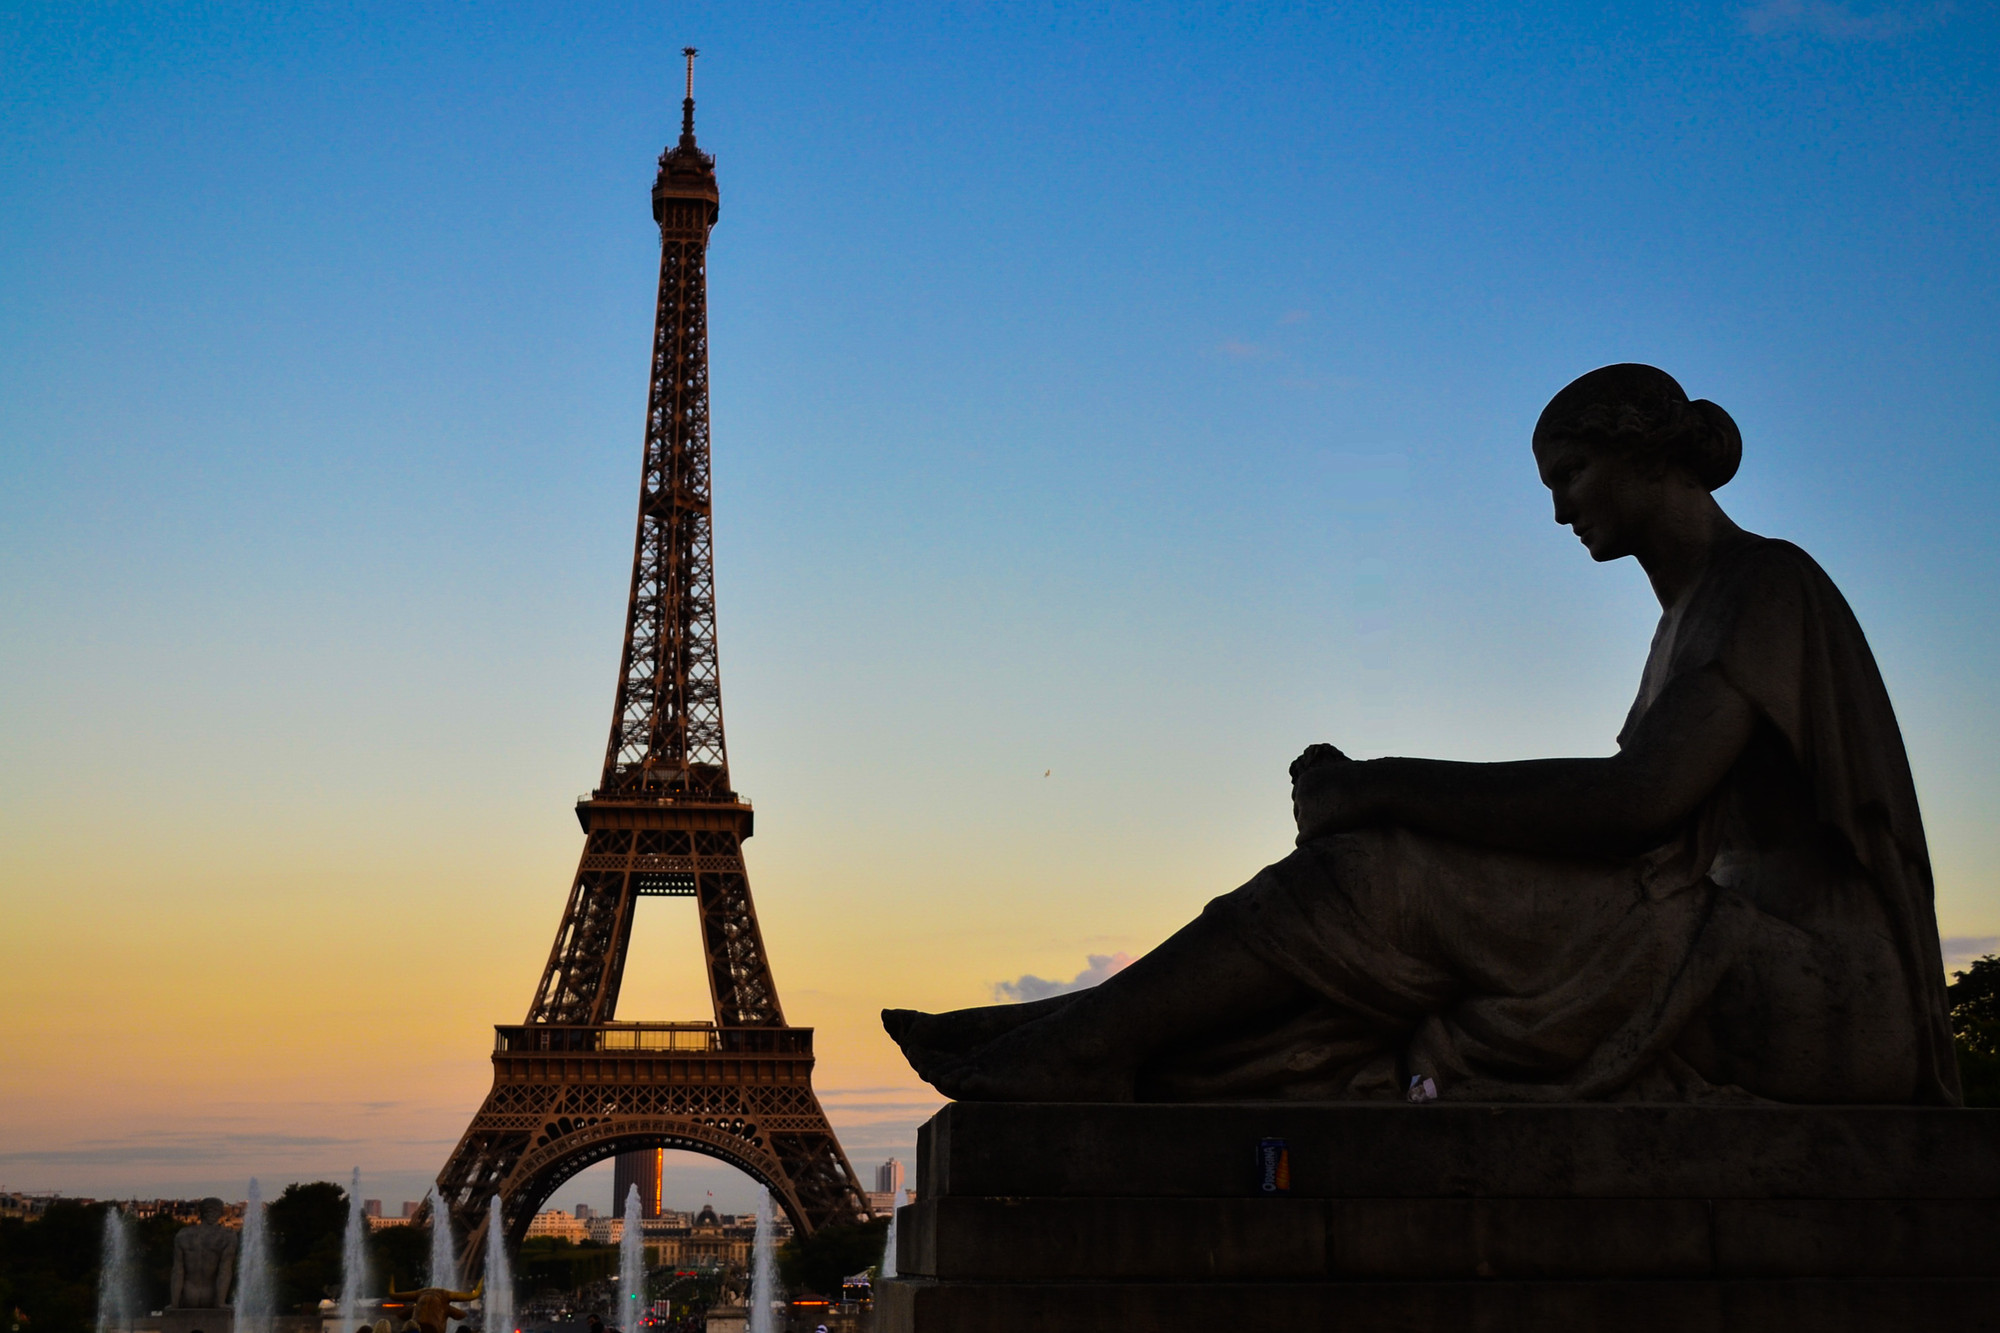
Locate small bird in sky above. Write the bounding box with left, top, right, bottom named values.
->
left=1043, top=769, right=1051, bottom=778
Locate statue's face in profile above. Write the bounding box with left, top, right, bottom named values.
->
left=1532, top=434, right=1663, bottom=563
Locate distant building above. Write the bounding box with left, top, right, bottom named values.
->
left=124, top=1200, right=213, bottom=1222
left=41, top=1198, right=253, bottom=1226
left=584, top=1217, right=625, bottom=1245
left=574, top=1204, right=595, bottom=1220
left=400, top=1201, right=421, bottom=1219
left=644, top=1204, right=765, bottom=1269
left=526, top=1211, right=587, bottom=1242
left=874, top=1160, right=904, bottom=1196
left=613, top=1149, right=665, bottom=1219
left=641, top=1210, right=693, bottom=1233
left=0, top=1193, right=54, bottom=1221
left=363, top=1199, right=383, bottom=1219
left=865, top=1191, right=906, bottom=1216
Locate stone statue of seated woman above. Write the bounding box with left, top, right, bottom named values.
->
left=885, top=363, right=1961, bottom=1106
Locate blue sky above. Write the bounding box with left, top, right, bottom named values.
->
left=2, top=0, right=1996, bottom=1209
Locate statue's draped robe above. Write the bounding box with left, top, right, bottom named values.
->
left=1156, top=537, right=1960, bottom=1105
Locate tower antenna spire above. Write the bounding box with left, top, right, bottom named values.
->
left=680, top=46, right=699, bottom=146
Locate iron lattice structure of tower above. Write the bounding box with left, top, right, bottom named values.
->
left=434, top=53, right=870, bottom=1264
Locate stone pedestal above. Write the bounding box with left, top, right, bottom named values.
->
left=156, top=1312, right=232, bottom=1333
left=701, top=1307, right=747, bottom=1333
left=876, top=1102, right=2000, bottom=1332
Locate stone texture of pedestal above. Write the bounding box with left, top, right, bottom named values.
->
left=875, top=1102, right=2000, bottom=1332
left=155, top=1312, right=234, bottom=1333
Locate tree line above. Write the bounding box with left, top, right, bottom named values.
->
left=1952, top=953, right=2000, bottom=1105
left=1, top=1183, right=429, bottom=1333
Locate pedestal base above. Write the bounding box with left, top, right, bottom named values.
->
left=877, top=1102, right=2000, bottom=1332
left=700, top=1307, right=746, bottom=1333
left=156, top=1312, right=232, bottom=1333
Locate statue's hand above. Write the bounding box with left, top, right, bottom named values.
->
left=1289, top=742, right=1350, bottom=781
left=1293, top=748, right=1367, bottom=843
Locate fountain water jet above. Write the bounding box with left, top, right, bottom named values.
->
left=427, top=1185, right=457, bottom=1291
left=879, top=1203, right=898, bottom=1281
left=338, top=1169, right=369, bottom=1333
left=234, top=1180, right=274, bottom=1333
left=95, top=1205, right=139, bottom=1333
left=482, top=1195, right=515, bottom=1333
left=748, top=1189, right=777, bottom=1333
left=616, top=1184, right=643, bottom=1332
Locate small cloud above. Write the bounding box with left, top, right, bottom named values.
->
left=1741, top=0, right=1946, bottom=40
left=1279, top=309, right=1309, bottom=325
left=992, top=952, right=1134, bottom=1003
left=1216, top=339, right=1274, bottom=362
left=1943, top=935, right=1999, bottom=977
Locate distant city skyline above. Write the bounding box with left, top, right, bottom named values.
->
left=3, top=1, right=1996, bottom=1199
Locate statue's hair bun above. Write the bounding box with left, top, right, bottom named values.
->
left=1684, top=398, right=1742, bottom=490
left=1535, top=364, right=1742, bottom=492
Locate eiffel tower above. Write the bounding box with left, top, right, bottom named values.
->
left=435, top=50, right=870, bottom=1264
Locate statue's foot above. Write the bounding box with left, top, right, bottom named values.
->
left=882, top=993, right=1080, bottom=1055
left=894, top=1038, right=962, bottom=1089
left=919, top=1023, right=1134, bottom=1103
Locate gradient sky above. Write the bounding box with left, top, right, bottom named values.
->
left=3, top=0, right=1997, bottom=1213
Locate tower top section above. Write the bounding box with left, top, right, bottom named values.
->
left=654, top=46, right=718, bottom=226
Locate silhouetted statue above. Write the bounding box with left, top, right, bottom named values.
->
left=170, top=1198, right=239, bottom=1308
left=887, top=364, right=1960, bottom=1106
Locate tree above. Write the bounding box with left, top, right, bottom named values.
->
left=369, top=1225, right=431, bottom=1294
left=0, top=1202, right=105, bottom=1333
left=1950, top=953, right=2000, bottom=1107
left=267, top=1183, right=350, bottom=1313
left=775, top=1219, right=888, bottom=1300
left=133, top=1213, right=185, bottom=1313
left=515, top=1238, right=615, bottom=1298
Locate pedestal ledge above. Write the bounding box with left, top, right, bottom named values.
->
left=877, top=1101, right=2000, bottom=1333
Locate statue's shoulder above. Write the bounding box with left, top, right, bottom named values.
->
left=1705, top=534, right=1842, bottom=607
left=1720, top=532, right=1812, bottom=572
left=1691, top=534, right=1887, bottom=701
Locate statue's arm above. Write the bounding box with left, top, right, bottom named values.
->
left=1294, top=665, right=1757, bottom=856
left=170, top=1239, right=185, bottom=1307
left=217, top=1243, right=236, bottom=1307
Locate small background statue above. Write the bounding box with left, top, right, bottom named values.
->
left=169, top=1198, right=239, bottom=1309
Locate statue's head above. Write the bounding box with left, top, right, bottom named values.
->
left=1532, top=364, right=1742, bottom=561
left=199, top=1197, right=226, bottom=1224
